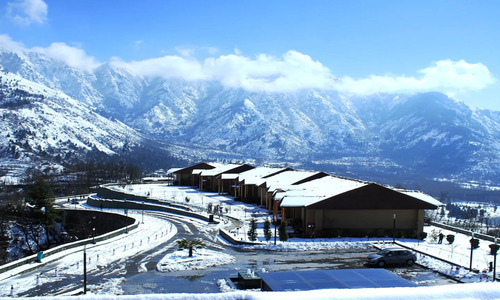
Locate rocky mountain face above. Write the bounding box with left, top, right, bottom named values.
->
left=1, top=48, right=500, bottom=191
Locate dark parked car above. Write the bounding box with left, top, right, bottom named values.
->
left=366, top=247, right=417, bottom=267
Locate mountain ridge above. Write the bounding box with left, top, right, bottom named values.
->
left=1, top=48, right=500, bottom=192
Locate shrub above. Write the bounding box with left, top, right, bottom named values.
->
left=278, top=221, right=289, bottom=241
left=418, top=231, right=428, bottom=240
left=470, top=238, right=480, bottom=249
left=446, top=234, right=455, bottom=244
left=263, top=218, right=272, bottom=242
left=247, top=218, right=258, bottom=241
left=429, top=229, right=439, bottom=243
left=489, top=244, right=500, bottom=255
left=177, top=239, right=205, bottom=257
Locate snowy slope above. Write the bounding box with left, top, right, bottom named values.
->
left=0, top=69, right=144, bottom=182
left=1, top=47, right=500, bottom=187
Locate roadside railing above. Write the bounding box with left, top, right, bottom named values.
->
left=0, top=218, right=139, bottom=278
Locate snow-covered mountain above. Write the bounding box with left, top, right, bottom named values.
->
left=0, top=67, right=147, bottom=183
left=1, top=47, right=500, bottom=190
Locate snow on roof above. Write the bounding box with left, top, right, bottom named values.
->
left=191, top=169, right=204, bottom=175
left=166, top=168, right=182, bottom=174
left=296, top=175, right=367, bottom=195
left=238, top=167, right=289, bottom=185
left=401, top=190, right=443, bottom=207
left=263, top=170, right=321, bottom=191
left=273, top=186, right=306, bottom=198
left=276, top=175, right=442, bottom=208
left=142, top=177, right=172, bottom=181
left=275, top=175, right=367, bottom=205
left=201, top=164, right=242, bottom=176
left=221, top=173, right=239, bottom=180
left=280, top=195, right=325, bottom=207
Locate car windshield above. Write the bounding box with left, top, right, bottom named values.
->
left=377, top=249, right=390, bottom=256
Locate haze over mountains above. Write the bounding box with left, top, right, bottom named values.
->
left=1, top=47, right=500, bottom=195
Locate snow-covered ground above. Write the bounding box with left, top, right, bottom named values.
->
left=112, top=184, right=270, bottom=225
left=0, top=210, right=177, bottom=297
left=0, top=183, right=499, bottom=299
left=157, top=247, right=235, bottom=272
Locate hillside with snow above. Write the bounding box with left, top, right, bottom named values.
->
left=0, top=69, right=155, bottom=183
left=1, top=47, right=500, bottom=192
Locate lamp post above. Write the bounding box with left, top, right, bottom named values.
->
left=469, top=232, right=474, bottom=271
left=92, top=228, right=95, bottom=244
left=274, top=215, right=277, bottom=245
left=83, top=245, right=87, bottom=294
left=494, top=237, right=498, bottom=281
left=125, top=209, right=128, bottom=234
left=416, top=220, right=420, bottom=246
left=393, top=213, right=396, bottom=244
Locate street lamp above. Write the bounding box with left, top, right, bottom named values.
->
left=393, top=213, right=396, bottom=244
left=417, top=221, right=420, bottom=246
left=142, top=201, right=145, bottom=224
left=469, top=232, right=474, bottom=271
left=274, top=215, right=277, bottom=245
left=92, top=228, right=95, bottom=244
left=83, top=245, right=87, bottom=294
left=494, top=237, right=498, bottom=281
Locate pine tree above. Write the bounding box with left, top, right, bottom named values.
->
left=28, top=178, right=57, bottom=248
left=248, top=218, right=258, bottom=241
left=263, top=218, right=272, bottom=241
left=279, top=221, right=289, bottom=241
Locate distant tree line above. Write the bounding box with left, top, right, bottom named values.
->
left=445, top=203, right=486, bottom=220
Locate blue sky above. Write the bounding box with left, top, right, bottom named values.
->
left=1, top=0, right=499, bottom=110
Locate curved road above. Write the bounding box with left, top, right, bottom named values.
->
left=6, top=210, right=456, bottom=297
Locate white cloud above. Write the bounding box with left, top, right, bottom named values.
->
left=116, top=50, right=337, bottom=92
left=0, top=35, right=495, bottom=95
left=114, top=51, right=495, bottom=94
left=6, top=0, right=48, bottom=25
left=336, top=60, right=496, bottom=96
left=32, top=42, right=100, bottom=71
left=203, top=46, right=219, bottom=55
left=175, top=47, right=194, bottom=57
left=0, top=34, right=25, bottom=53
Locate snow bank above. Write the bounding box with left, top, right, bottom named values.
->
left=157, top=248, right=235, bottom=272
left=238, top=240, right=373, bottom=251
left=10, top=282, right=500, bottom=299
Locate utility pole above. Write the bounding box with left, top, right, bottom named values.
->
left=274, top=216, right=277, bottom=245
left=469, top=232, right=474, bottom=271
left=83, top=245, right=87, bottom=294
left=494, top=237, right=498, bottom=281
left=393, top=213, right=396, bottom=244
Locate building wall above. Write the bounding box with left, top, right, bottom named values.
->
left=303, top=209, right=424, bottom=233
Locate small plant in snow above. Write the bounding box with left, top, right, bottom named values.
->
left=446, top=234, right=455, bottom=244
left=429, top=229, right=439, bottom=243
left=248, top=218, right=258, bottom=241
left=263, top=218, right=272, bottom=242
left=176, top=239, right=205, bottom=257
left=279, top=221, right=289, bottom=242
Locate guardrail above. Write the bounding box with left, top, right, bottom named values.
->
left=430, top=221, right=498, bottom=243
left=218, top=228, right=265, bottom=246
left=0, top=218, right=139, bottom=277
left=87, top=196, right=217, bottom=224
